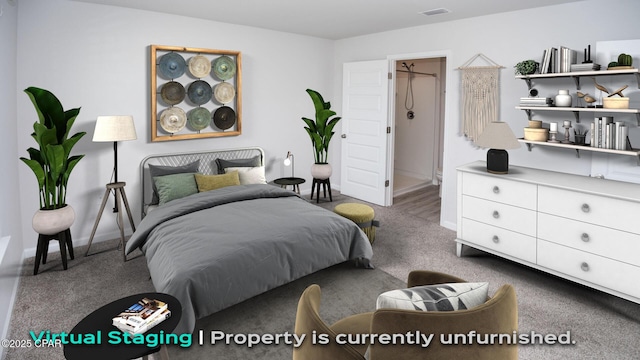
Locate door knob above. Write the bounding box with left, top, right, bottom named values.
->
left=341, top=134, right=347, bottom=138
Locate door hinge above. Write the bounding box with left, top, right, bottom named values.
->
left=387, top=126, right=391, bottom=134
left=388, top=72, right=392, bottom=80
left=385, top=180, right=390, bottom=187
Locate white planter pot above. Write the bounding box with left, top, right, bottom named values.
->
left=32, top=205, right=75, bottom=235
left=310, top=163, right=332, bottom=180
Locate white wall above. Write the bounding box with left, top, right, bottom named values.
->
left=0, top=0, right=23, bottom=354
left=16, top=0, right=335, bottom=253
left=333, top=0, right=640, bottom=230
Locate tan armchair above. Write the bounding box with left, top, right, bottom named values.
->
left=293, top=270, right=518, bottom=360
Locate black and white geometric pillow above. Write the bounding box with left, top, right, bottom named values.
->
left=376, top=282, right=489, bottom=312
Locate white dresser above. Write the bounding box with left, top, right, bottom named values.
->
left=456, top=161, right=640, bottom=303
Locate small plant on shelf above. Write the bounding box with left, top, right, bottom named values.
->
left=514, top=60, right=538, bottom=75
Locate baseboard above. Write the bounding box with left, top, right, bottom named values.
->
left=22, top=229, right=129, bottom=259
left=440, top=219, right=456, bottom=231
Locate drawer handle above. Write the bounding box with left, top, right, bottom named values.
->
left=492, top=186, right=500, bottom=194
left=580, top=262, right=590, bottom=272
left=581, top=233, right=590, bottom=242
left=581, top=203, right=590, bottom=213
left=492, top=235, right=500, bottom=244
left=492, top=210, right=500, bottom=219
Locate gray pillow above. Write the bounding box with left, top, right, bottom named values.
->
left=376, top=282, right=489, bottom=311
left=149, top=160, right=200, bottom=204
left=153, top=173, right=198, bottom=205
left=215, top=156, right=261, bottom=174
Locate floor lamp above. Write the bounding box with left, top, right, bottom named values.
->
left=85, top=115, right=137, bottom=261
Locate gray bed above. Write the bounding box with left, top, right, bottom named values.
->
left=125, top=147, right=373, bottom=334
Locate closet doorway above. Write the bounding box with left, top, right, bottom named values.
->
left=392, top=57, right=446, bottom=198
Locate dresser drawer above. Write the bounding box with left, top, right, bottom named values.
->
left=460, top=218, right=536, bottom=263
left=462, top=172, right=537, bottom=209
left=538, top=213, right=640, bottom=266
left=462, top=195, right=536, bottom=236
left=538, top=186, right=640, bottom=234
left=538, top=240, right=640, bottom=299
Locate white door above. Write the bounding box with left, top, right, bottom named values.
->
left=340, top=60, right=390, bottom=206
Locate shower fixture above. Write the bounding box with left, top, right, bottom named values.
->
left=402, top=62, right=415, bottom=119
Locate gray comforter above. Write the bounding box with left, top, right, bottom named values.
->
left=125, top=184, right=373, bottom=334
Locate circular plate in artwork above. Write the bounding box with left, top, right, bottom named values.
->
left=212, top=56, right=236, bottom=80
left=214, top=82, right=235, bottom=104
left=213, top=106, right=236, bottom=130
left=188, top=107, right=212, bottom=131
left=188, top=55, right=212, bottom=78
left=187, top=80, right=212, bottom=105
left=158, top=52, right=186, bottom=79
left=160, top=81, right=186, bottom=105
left=159, top=107, right=187, bottom=133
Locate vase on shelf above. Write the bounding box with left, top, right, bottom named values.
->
left=555, top=90, right=572, bottom=107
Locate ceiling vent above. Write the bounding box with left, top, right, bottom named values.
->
left=420, top=8, right=451, bottom=16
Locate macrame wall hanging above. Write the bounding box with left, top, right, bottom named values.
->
left=458, top=53, right=504, bottom=141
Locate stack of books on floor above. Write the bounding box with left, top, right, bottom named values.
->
left=571, top=63, right=601, bottom=72
left=519, top=97, right=553, bottom=107
left=112, top=297, right=171, bottom=335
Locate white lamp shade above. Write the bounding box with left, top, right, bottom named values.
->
left=474, top=121, right=520, bottom=150
left=93, top=115, right=137, bottom=142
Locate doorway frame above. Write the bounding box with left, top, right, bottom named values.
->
left=385, top=50, right=453, bottom=206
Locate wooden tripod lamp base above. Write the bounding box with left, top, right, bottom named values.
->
left=85, top=182, right=136, bottom=261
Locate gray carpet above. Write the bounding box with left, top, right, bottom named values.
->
left=5, top=188, right=640, bottom=360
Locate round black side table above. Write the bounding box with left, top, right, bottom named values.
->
left=64, top=292, right=181, bottom=360
left=274, top=177, right=306, bottom=194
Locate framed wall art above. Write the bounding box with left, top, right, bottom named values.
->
left=150, top=44, right=242, bottom=142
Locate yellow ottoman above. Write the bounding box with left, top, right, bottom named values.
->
left=334, top=203, right=379, bottom=244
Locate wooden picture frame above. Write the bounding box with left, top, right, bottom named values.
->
left=150, top=44, right=242, bottom=142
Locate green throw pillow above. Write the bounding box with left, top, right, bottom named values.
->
left=153, top=173, right=198, bottom=205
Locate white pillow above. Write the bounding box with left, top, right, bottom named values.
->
left=376, top=282, right=489, bottom=312
left=225, top=166, right=267, bottom=185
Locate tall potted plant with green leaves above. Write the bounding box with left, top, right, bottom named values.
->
left=20, top=87, right=86, bottom=235
left=301, top=89, right=341, bottom=179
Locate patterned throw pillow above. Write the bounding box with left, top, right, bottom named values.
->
left=376, top=282, right=489, bottom=312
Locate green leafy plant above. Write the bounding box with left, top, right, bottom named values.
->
left=20, top=87, right=86, bottom=210
left=514, top=60, right=538, bottom=75
left=301, top=89, right=341, bottom=164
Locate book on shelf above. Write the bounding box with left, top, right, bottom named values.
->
left=519, top=97, right=553, bottom=106
left=558, top=46, right=577, bottom=73
left=571, top=63, right=601, bottom=72
left=539, top=46, right=579, bottom=73
left=591, top=117, right=627, bottom=150
left=541, top=48, right=553, bottom=74
left=114, top=308, right=171, bottom=335
left=112, top=297, right=169, bottom=334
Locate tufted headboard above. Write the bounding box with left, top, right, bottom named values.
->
left=139, top=147, right=264, bottom=218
